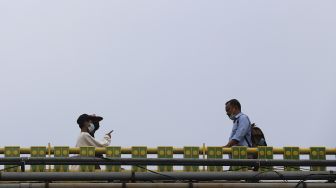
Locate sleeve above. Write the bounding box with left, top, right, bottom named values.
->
left=82, top=134, right=111, bottom=147
left=231, top=116, right=250, bottom=142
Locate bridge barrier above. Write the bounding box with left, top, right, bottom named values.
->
left=0, top=146, right=335, bottom=172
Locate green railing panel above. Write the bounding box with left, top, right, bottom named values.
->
left=31, top=146, right=46, bottom=172
left=54, top=146, right=69, bottom=172
left=157, top=146, right=173, bottom=172
left=258, top=146, right=273, bottom=171
left=79, top=146, right=95, bottom=172
left=284, top=147, right=300, bottom=171
left=4, top=146, right=20, bottom=172
left=1, top=146, right=335, bottom=172
left=106, top=146, right=121, bottom=172
left=231, top=146, right=248, bottom=171
left=132, top=146, right=147, bottom=172
left=184, top=146, right=199, bottom=172
left=207, top=147, right=223, bottom=171
left=310, top=147, right=326, bottom=171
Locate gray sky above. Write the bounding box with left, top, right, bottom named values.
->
left=0, top=0, right=335, bottom=148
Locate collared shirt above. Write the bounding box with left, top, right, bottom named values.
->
left=229, top=112, right=252, bottom=147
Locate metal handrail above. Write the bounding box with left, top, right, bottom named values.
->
left=1, top=147, right=336, bottom=155
left=0, top=171, right=335, bottom=181
left=1, top=157, right=336, bottom=166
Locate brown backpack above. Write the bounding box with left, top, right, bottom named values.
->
left=250, top=123, right=267, bottom=147
left=237, top=118, right=267, bottom=147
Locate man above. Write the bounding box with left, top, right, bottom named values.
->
left=224, top=99, right=252, bottom=147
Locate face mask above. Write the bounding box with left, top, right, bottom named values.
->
left=229, top=115, right=236, bottom=120
left=227, top=113, right=236, bottom=120
left=88, top=123, right=95, bottom=133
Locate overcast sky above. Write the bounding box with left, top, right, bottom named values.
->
left=0, top=1, right=335, bottom=149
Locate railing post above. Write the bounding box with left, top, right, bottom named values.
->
left=310, top=147, right=326, bottom=171
left=157, top=146, right=173, bottom=172
left=54, top=146, right=69, bottom=172
left=183, top=146, right=200, bottom=172
left=79, top=146, right=95, bottom=172
left=257, top=146, right=273, bottom=171
left=132, top=146, right=147, bottom=172
left=207, top=146, right=223, bottom=171
left=284, top=146, right=300, bottom=171
left=106, top=146, right=121, bottom=172
left=231, top=146, right=248, bottom=171
left=4, top=146, right=20, bottom=172
left=31, top=146, right=46, bottom=172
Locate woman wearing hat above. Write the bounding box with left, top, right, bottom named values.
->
left=71, top=114, right=112, bottom=171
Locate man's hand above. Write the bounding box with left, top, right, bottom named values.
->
left=223, top=139, right=239, bottom=148
left=106, top=130, right=113, bottom=138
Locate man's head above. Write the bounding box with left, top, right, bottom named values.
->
left=225, top=99, right=241, bottom=119
left=77, top=114, right=103, bottom=132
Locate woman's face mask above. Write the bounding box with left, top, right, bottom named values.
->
left=87, top=123, right=95, bottom=133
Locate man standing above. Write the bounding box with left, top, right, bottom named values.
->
left=224, top=99, right=252, bottom=147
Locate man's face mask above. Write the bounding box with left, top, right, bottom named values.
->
left=226, top=106, right=236, bottom=120
left=88, top=123, right=95, bottom=133
left=229, top=114, right=236, bottom=120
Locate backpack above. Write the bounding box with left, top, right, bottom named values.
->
left=236, top=117, right=268, bottom=147
left=250, top=123, right=267, bottom=147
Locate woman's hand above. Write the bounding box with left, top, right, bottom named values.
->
left=106, top=130, right=113, bottom=138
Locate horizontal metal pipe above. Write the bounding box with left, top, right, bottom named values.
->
left=0, top=157, right=335, bottom=166
left=1, top=147, right=336, bottom=155
left=0, top=171, right=335, bottom=181
left=0, top=183, right=335, bottom=188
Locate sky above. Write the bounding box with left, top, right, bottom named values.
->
left=0, top=0, right=335, bottom=149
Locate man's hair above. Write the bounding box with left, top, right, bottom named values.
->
left=226, top=99, right=241, bottom=111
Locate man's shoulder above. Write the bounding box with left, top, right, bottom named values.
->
left=242, top=113, right=250, bottom=119
left=237, top=113, right=250, bottom=124
left=237, top=113, right=249, bottom=120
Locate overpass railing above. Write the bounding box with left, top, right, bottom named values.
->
left=0, top=146, right=335, bottom=172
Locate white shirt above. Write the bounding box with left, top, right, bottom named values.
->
left=75, top=132, right=111, bottom=147
left=71, top=132, right=111, bottom=171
